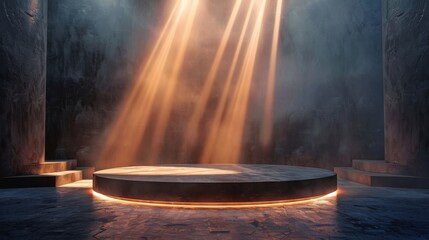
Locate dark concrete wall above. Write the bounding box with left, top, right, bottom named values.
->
left=383, top=0, right=429, bottom=176
left=46, top=0, right=384, bottom=169
left=0, top=0, right=47, bottom=177
left=46, top=0, right=159, bottom=163
left=263, top=0, right=384, bottom=168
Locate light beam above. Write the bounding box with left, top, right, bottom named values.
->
left=260, top=0, right=283, bottom=150
left=184, top=0, right=243, bottom=151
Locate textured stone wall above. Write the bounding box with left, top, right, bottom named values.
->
left=383, top=0, right=429, bottom=176
left=265, top=0, right=384, bottom=168
left=46, top=0, right=159, bottom=163
left=46, top=0, right=384, bottom=169
left=0, top=0, right=47, bottom=177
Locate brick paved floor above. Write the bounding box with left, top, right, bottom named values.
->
left=0, top=180, right=428, bottom=239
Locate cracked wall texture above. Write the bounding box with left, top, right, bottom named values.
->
left=383, top=0, right=429, bottom=176
left=46, top=0, right=384, bottom=169
left=0, top=0, right=47, bottom=177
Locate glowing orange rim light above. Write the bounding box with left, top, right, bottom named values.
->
left=92, top=190, right=337, bottom=209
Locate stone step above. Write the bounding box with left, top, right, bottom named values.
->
left=334, top=167, right=429, bottom=189
left=27, top=159, right=78, bottom=174
left=0, top=170, right=82, bottom=188
left=77, top=167, right=95, bottom=179
left=352, top=160, right=408, bottom=174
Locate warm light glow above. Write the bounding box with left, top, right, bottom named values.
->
left=60, top=180, right=93, bottom=188
left=149, top=0, right=200, bottom=163
left=202, top=0, right=267, bottom=163
left=184, top=0, right=243, bottom=150
left=92, top=190, right=338, bottom=209
left=95, top=166, right=240, bottom=176
left=261, top=0, right=283, bottom=150
left=97, top=0, right=285, bottom=166
left=200, top=0, right=257, bottom=163
left=98, top=0, right=195, bottom=167
left=219, top=0, right=267, bottom=163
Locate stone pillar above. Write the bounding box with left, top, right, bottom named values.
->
left=0, top=0, right=47, bottom=177
left=383, top=0, right=429, bottom=176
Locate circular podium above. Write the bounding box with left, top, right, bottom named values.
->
left=93, top=164, right=337, bottom=205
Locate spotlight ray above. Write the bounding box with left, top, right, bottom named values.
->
left=149, top=0, right=201, bottom=163
left=98, top=0, right=188, bottom=167
left=216, top=0, right=267, bottom=163
left=200, top=0, right=257, bottom=163
left=260, top=0, right=283, bottom=150
left=184, top=0, right=243, bottom=150
left=98, top=0, right=283, bottom=168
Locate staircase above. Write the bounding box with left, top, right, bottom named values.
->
left=0, top=160, right=94, bottom=188
left=335, top=160, right=429, bottom=189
